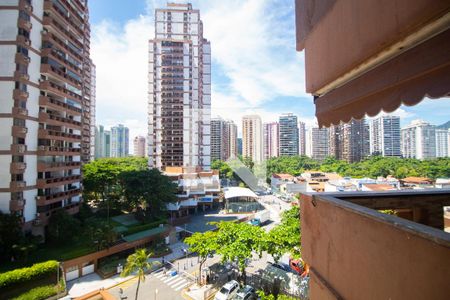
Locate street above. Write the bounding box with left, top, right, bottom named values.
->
left=64, top=193, right=295, bottom=299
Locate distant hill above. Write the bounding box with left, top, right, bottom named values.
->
left=437, top=120, right=450, bottom=130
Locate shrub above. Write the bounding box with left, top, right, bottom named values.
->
left=12, top=284, right=59, bottom=300
left=122, top=219, right=167, bottom=236
left=0, top=260, right=58, bottom=289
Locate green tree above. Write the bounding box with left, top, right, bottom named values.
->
left=265, top=206, right=301, bottom=261
left=120, top=168, right=178, bottom=219
left=0, top=212, right=24, bottom=262
left=185, top=230, right=218, bottom=284
left=121, top=248, right=158, bottom=300
left=211, top=160, right=234, bottom=179
left=47, top=210, right=80, bottom=243
left=214, top=221, right=266, bottom=284
left=83, top=157, right=148, bottom=221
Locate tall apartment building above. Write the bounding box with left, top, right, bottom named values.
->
left=435, top=129, right=449, bottom=157
left=263, top=122, right=279, bottom=159
left=111, top=124, right=129, bottom=157
left=211, top=118, right=238, bottom=161
left=370, top=116, right=401, bottom=157
left=94, top=125, right=111, bottom=158
left=210, top=118, right=222, bottom=161
left=309, top=127, right=329, bottom=161
left=237, top=138, right=243, bottom=156
left=133, top=136, right=146, bottom=158
left=328, top=120, right=369, bottom=162
left=89, top=62, right=96, bottom=161
left=401, top=120, right=436, bottom=159
left=242, top=115, right=263, bottom=163
left=148, top=3, right=211, bottom=170
left=279, top=113, right=299, bottom=156
left=0, top=0, right=92, bottom=231
left=298, top=121, right=306, bottom=156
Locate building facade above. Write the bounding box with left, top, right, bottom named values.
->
left=435, top=129, right=448, bottom=158
left=329, top=119, right=369, bottom=162
left=370, top=116, right=401, bottom=157
left=310, top=127, right=329, bottom=161
left=279, top=113, right=299, bottom=156
left=298, top=121, right=306, bottom=156
left=95, top=125, right=111, bottom=159
left=0, top=0, right=92, bottom=231
left=341, top=119, right=370, bottom=163
left=211, top=117, right=237, bottom=161
left=242, top=115, right=263, bottom=163
left=133, top=136, right=146, bottom=157
left=111, top=124, right=129, bottom=158
left=148, top=3, right=211, bottom=170
left=263, top=122, right=279, bottom=159
left=89, top=62, right=96, bottom=161
left=401, top=120, right=436, bottom=159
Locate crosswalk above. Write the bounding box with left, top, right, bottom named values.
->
left=152, top=270, right=193, bottom=291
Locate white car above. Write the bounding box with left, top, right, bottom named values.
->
left=214, top=280, right=240, bottom=300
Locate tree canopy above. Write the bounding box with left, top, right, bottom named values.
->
left=82, top=157, right=177, bottom=218
left=213, top=156, right=450, bottom=181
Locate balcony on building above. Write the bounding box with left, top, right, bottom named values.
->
left=295, top=0, right=450, bottom=298
left=39, top=95, right=82, bottom=116
left=36, top=174, right=81, bottom=189
left=10, top=162, right=27, bottom=174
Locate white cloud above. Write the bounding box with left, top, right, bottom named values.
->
left=91, top=1, right=310, bottom=147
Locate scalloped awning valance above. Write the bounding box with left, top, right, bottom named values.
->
left=295, top=0, right=450, bottom=127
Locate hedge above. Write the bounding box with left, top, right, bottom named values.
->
left=12, top=284, right=58, bottom=300
left=0, top=260, right=58, bottom=289
left=122, top=219, right=167, bottom=236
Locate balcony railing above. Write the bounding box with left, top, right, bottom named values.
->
left=300, top=190, right=450, bottom=300
left=10, top=181, right=26, bottom=190
left=39, top=80, right=82, bottom=102
left=37, top=174, right=81, bottom=188
left=39, top=95, right=82, bottom=115
left=11, top=125, right=28, bottom=137
left=13, top=89, right=29, bottom=101
left=11, top=144, right=27, bottom=154
left=15, top=52, right=30, bottom=65
left=37, top=145, right=81, bottom=155
left=37, top=161, right=81, bottom=172
left=39, top=112, right=82, bottom=129
left=10, top=199, right=25, bottom=211
left=38, top=129, right=81, bottom=142
left=12, top=107, right=28, bottom=116
left=36, top=188, right=81, bottom=206
left=10, top=162, right=26, bottom=174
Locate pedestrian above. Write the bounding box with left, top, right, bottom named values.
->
left=206, top=274, right=210, bottom=284
left=227, top=270, right=232, bottom=281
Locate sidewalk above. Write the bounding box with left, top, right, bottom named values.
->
left=62, top=241, right=190, bottom=299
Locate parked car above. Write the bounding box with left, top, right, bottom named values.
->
left=234, top=285, right=257, bottom=300
left=215, top=280, right=240, bottom=300
left=269, top=262, right=291, bottom=273
left=289, top=258, right=305, bottom=275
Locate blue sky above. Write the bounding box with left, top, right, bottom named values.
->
left=89, top=0, right=450, bottom=141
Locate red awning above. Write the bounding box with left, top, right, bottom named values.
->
left=295, top=0, right=450, bottom=127
left=315, top=29, right=450, bottom=127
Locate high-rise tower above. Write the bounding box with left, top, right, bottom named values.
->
left=242, top=115, right=263, bottom=163
left=148, top=3, right=211, bottom=170
left=369, top=116, right=401, bottom=157
left=279, top=113, right=299, bottom=156
left=0, top=0, right=92, bottom=232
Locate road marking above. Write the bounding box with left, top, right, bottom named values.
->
left=164, top=274, right=181, bottom=283
left=174, top=281, right=191, bottom=291
left=168, top=277, right=185, bottom=287
left=154, top=272, right=165, bottom=278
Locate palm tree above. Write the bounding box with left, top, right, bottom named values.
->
left=121, top=248, right=157, bottom=300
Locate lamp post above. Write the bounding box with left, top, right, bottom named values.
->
left=56, top=261, right=60, bottom=299
left=154, top=288, right=158, bottom=300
